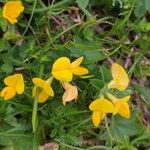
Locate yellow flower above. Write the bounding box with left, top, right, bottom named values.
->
left=32, top=78, right=54, bottom=103
left=89, top=98, right=114, bottom=127
left=107, top=93, right=130, bottom=118
left=70, top=57, right=89, bottom=75
left=1, top=74, right=24, bottom=100
left=108, top=63, right=129, bottom=91
left=62, top=82, right=78, bottom=106
left=2, top=1, right=24, bottom=24
left=51, top=56, right=89, bottom=82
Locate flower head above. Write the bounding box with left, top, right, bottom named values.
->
left=3, top=1, right=24, bottom=24
left=107, top=93, right=130, bottom=118
left=62, top=82, right=78, bottom=106
left=32, top=77, right=54, bottom=103
left=89, top=98, right=114, bottom=127
left=1, top=74, right=24, bottom=100
left=51, top=56, right=89, bottom=82
left=108, top=63, right=129, bottom=91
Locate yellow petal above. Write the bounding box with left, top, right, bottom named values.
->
left=70, top=57, right=89, bottom=76
left=89, top=98, right=114, bottom=113
left=32, top=78, right=45, bottom=88
left=62, top=82, right=72, bottom=90
left=3, top=1, right=24, bottom=24
left=38, top=90, right=49, bottom=103
left=32, top=87, right=52, bottom=103
left=4, top=74, right=19, bottom=86
left=4, top=74, right=24, bottom=94
left=62, top=83, right=78, bottom=105
left=121, top=95, right=130, bottom=102
left=115, top=96, right=130, bottom=118
left=32, top=78, right=54, bottom=96
left=15, top=74, right=24, bottom=94
left=70, top=57, right=83, bottom=68
left=108, top=94, right=131, bottom=118
left=52, top=57, right=71, bottom=71
left=43, top=83, right=54, bottom=97
left=118, top=102, right=130, bottom=118
left=52, top=57, right=72, bottom=81
left=92, top=111, right=105, bottom=127
left=1, top=87, right=16, bottom=100
left=108, top=63, right=129, bottom=91
left=71, top=66, right=89, bottom=76
left=52, top=70, right=73, bottom=82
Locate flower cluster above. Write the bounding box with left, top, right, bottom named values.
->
left=0, top=57, right=88, bottom=106
left=89, top=63, right=130, bottom=127
left=0, top=56, right=131, bottom=127
left=2, top=1, right=24, bottom=24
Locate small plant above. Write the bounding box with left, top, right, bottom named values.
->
left=0, top=0, right=149, bottom=149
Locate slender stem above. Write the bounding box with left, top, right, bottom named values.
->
left=97, top=84, right=108, bottom=98
left=32, top=64, right=45, bottom=133
left=47, top=76, right=54, bottom=84
left=32, top=87, right=39, bottom=133
left=25, top=0, right=70, bottom=13
left=55, top=139, right=85, bottom=150
left=23, top=0, right=37, bottom=35
left=52, top=23, right=80, bottom=42
left=128, top=54, right=143, bottom=76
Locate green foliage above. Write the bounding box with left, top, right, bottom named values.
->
left=110, top=112, right=143, bottom=140
left=134, top=0, right=150, bottom=18
left=0, top=0, right=149, bottom=149
left=76, top=0, right=89, bottom=8
left=0, top=9, right=7, bottom=32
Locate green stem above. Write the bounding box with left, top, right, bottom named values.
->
left=32, top=87, right=39, bottom=133
left=52, top=23, right=80, bottom=42
left=105, top=117, right=114, bottom=147
left=46, top=76, right=54, bottom=84
left=32, top=64, right=45, bottom=133
left=25, top=0, right=70, bottom=13
left=97, top=84, right=108, bottom=98
left=128, top=54, right=143, bottom=77
left=23, top=0, right=37, bottom=35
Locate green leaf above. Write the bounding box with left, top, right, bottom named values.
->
left=67, top=42, right=105, bottom=64
left=0, top=39, right=10, bottom=53
left=99, top=66, right=111, bottom=82
left=76, top=0, right=89, bottom=8
left=134, top=0, right=150, bottom=18
left=1, top=63, right=13, bottom=73
left=145, top=0, right=150, bottom=11
left=0, top=17, right=7, bottom=32
left=0, top=8, right=7, bottom=32
left=138, top=18, right=150, bottom=32
left=90, top=79, right=105, bottom=90
left=83, top=27, right=94, bottom=41
left=110, top=114, right=143, bottom=141
left=133, top=84, right=150, bottom=103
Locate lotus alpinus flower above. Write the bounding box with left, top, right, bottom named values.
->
left=3, top=1, right=24, bottom=24
left=89, top=98, right=114, bottom=127
left=62, top=82, right=78, bottom=106
left=52, top=56, right=89, bottom=82
left=107, top=93, right=131, bottom=118
left=108, top=63, right=129, bottom=91
left=1, top=74, right=24, bottom=100
left=32, top=77, right=54, bottom=103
